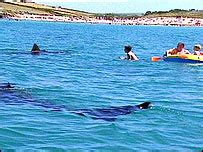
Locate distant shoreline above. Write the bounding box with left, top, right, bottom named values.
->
left=2, top=14, right=203, bottom=27
left=0, top=2, right=202, bottom=27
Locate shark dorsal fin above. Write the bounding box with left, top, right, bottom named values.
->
left=138, top=102, right=151, bottom=109
left=31, top=43, right=40, bottom=52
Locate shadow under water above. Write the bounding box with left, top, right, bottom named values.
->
left=0, top=83, right=152, bottom=121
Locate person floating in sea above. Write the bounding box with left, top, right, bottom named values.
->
left=31, top=43, right=64, bottom=55
left=166, top=42, right=191, bottom=56
left=122, top=45, right=139, bottom=61
left=193, top=44, right=202, bottom=55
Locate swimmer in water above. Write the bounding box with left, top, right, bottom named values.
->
left=123, top=45, right=139, bottom=61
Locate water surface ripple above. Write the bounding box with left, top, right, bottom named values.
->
left=0, top=20, right=202, bottom=151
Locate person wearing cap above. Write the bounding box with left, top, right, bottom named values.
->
left=167, top=42, right=190, bottom=55
left=124, top=45, right=139, bottom=61
left=193, top=44, right=202, bottom=55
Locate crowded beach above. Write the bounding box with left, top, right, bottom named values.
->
left=0, top=1, right=202, bottom=26
left=3, top=13, right=203, bottom=26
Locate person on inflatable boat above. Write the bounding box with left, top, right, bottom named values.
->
left=124, top=45, right=139, bottom=61
left=193, top=44, right=202, bottom=56
left=166, top=42, right=191, bottom=56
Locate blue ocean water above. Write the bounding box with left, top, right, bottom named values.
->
left=0, top=19, right=202, bottom=151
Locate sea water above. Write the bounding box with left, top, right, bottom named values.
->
left=0, top=20, right=202, bottom=151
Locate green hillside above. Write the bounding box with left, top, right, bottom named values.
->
left=0, top=2, right=94, bottom=17
left=144, top=9, right=203, bottom=18
left=0, top=2, right=203, bottom=19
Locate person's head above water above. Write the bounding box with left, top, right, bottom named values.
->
left=124, top=45, right=132, bottom=53
left=194, top=44, right=202, bottom=51
left=177, top=42, right=185, bottom=51
left=31, top=43, right=41, bottom=54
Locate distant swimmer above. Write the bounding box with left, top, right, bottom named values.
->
left=31, top=43, right=64, bottom=55
left=166, top=42, right=190, bottom=56
left=193, top=44, right=202, bottom=55
left=122, top=45, right=139, bottom=61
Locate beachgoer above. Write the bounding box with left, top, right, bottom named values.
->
left=124, top=45, right=139, bottom=61
left=31, top=43, right=41, bottom=55
left=167, top=42, right=190, bottom=55
left=193, top=44, right=202, bottom=55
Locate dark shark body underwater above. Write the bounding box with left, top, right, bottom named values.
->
left=0, top=83, right=152, bottom=121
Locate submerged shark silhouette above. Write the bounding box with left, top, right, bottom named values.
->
left=0, top=83, right=152, bottom=121
left=31, top=43, right=64, bottom=55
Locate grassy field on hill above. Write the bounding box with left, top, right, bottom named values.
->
left=0, top=2, right=49, bottom=15
left=0, top=2, right=94, bottom=17
left=144, top=9, right=203, bottom=18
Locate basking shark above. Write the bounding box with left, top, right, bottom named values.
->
left=31, top=43, right=64, bottom=55
left=2, top=44, right=64, bottom=56
left=74, top=102, right=151, bottom=121
left=0, top=83, right=152, bottom=121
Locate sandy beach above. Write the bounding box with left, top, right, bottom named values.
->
left=4, top=13, right=203, bottom=26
